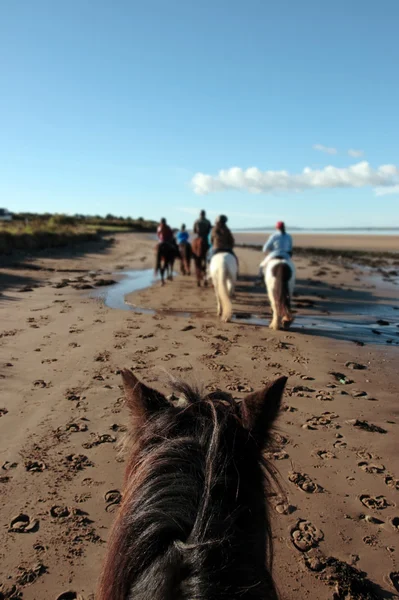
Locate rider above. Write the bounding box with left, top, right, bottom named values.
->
left=176, top=223, right=189, bottom=245
left=193, top=209, right=212, bottom=244
left=209, top=215, right=236, bottom=261
left=157, top=218, right=175, bottom=245
left=259, top=221, right=293, bottom=272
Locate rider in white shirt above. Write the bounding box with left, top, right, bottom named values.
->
left=259, top=221, right=293, bottom=271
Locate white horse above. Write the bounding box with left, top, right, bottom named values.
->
left=264, top=257, right=296, bottom=330
left=209, top=253, right=238, bottom=322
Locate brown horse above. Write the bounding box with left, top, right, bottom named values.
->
left=178, top=241, right=192, bottom=276
left=97, top=369, right=287, bottom=600
left=191, top=237, right=209, bottom=287
left=155, top=242, right=179, bottom=286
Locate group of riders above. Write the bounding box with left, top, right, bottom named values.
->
left=156, top=209, right=293, bottom=275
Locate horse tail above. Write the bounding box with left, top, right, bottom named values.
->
left=215, top=256, right=233, bottom=322
left=272, top=262, right=292, bottom=320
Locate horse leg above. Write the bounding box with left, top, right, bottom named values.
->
left=212, top=258, right=232, bottom=322
left=227, top=278, right=235, bottom=298
left=202, top=258, right=208, bottom=287
left=196, top=263, right=201, bottom=287
left=214, top=283, right=221, bottom=316
left=283, top=278, right=295, bottom=328
left=266, top=275, right=280, bottom=330
left=216, top=296, right=221, bottom=316
left=180, top=247, right=186, bottom=275
left=180, top=256, right=185, bottom=275
left=179, top=247, right=186, bottom=275
left=269, top=295, right=280, bottom=330
left=271, top=293, right=283, bottom=330
left=282, top=315, right=292, bottom=329
left=282, top=299, right=293, bottom=329
left=194, top=256, right=201, bottom=287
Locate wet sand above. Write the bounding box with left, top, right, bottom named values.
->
left=1, top=232, right=399, bottom=599
left=235, top=232, right=399, bottom=252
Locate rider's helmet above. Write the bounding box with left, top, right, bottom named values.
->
left=181, top=224, right=186, bottom=231
left=217, top=214, right=228, bottom=225
left=276, top=221, right=285, bottom=230
left=161, top=217, right=167, bottom=225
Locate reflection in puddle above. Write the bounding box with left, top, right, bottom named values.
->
left=233, top=315, right=399, bottom=346
left=92, top=269, right=156, bottom=310
left=93, top=269, right=399, bottom=346
left=334, top=302, right=397, bottom=319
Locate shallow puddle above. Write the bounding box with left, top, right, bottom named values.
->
left=93, top=269, right=399, bottom=346
left=238, top=315, right=399, bottom=346
left=92, top=270, right=155, bottom=310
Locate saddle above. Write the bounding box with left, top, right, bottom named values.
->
left=210, top=248, right=239, bottom=271
left=212, top=248, right=238, bottom=261
left=157, top=240, right=177, bottom=249
left=272, top=252, right=293, bottom=260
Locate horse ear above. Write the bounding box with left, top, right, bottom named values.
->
left=121, top=369, right=169, bottom=419
left=240, top=376, right=287, bottom=444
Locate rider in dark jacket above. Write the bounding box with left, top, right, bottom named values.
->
left=211, top=215, right=235, bottom=251
left=193, top=210, right=212, bottom=245
left=208, top=215, right=238, bottom=265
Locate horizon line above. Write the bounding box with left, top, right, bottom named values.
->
left=232, top=226, right=399, bottom=231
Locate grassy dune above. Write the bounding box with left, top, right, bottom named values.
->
left=0, top=213, right=157, bottom=254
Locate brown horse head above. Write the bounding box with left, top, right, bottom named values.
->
left=98, top=370, right=287, bottom=600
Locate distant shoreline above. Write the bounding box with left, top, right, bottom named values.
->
left=235, top=232, right=399, bottom=253
left=233, top=228, right=399, bottom=235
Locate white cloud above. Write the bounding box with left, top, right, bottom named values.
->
left=313, top=144, right=338, bottom=155
left=191, top=161, right=399, bottom=195
left=348, top=149, right=364, bottom=158
left=374, top=184, right=399, bottom=196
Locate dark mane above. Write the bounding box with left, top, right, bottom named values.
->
left=98, top=375, right=285, bottom=600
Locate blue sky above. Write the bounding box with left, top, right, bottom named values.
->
left=1, top=0, right=399, bottom=228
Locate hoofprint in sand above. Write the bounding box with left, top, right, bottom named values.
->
left=0, top=232, right=398, bottom=599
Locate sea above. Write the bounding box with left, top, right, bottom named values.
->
left=233, top=229, right=399, bottom=236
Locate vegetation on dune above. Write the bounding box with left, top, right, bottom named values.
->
left=0, top=212, right=157, bottom=255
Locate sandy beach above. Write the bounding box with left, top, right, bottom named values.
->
left=1, top=232, right=399, bottom=599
